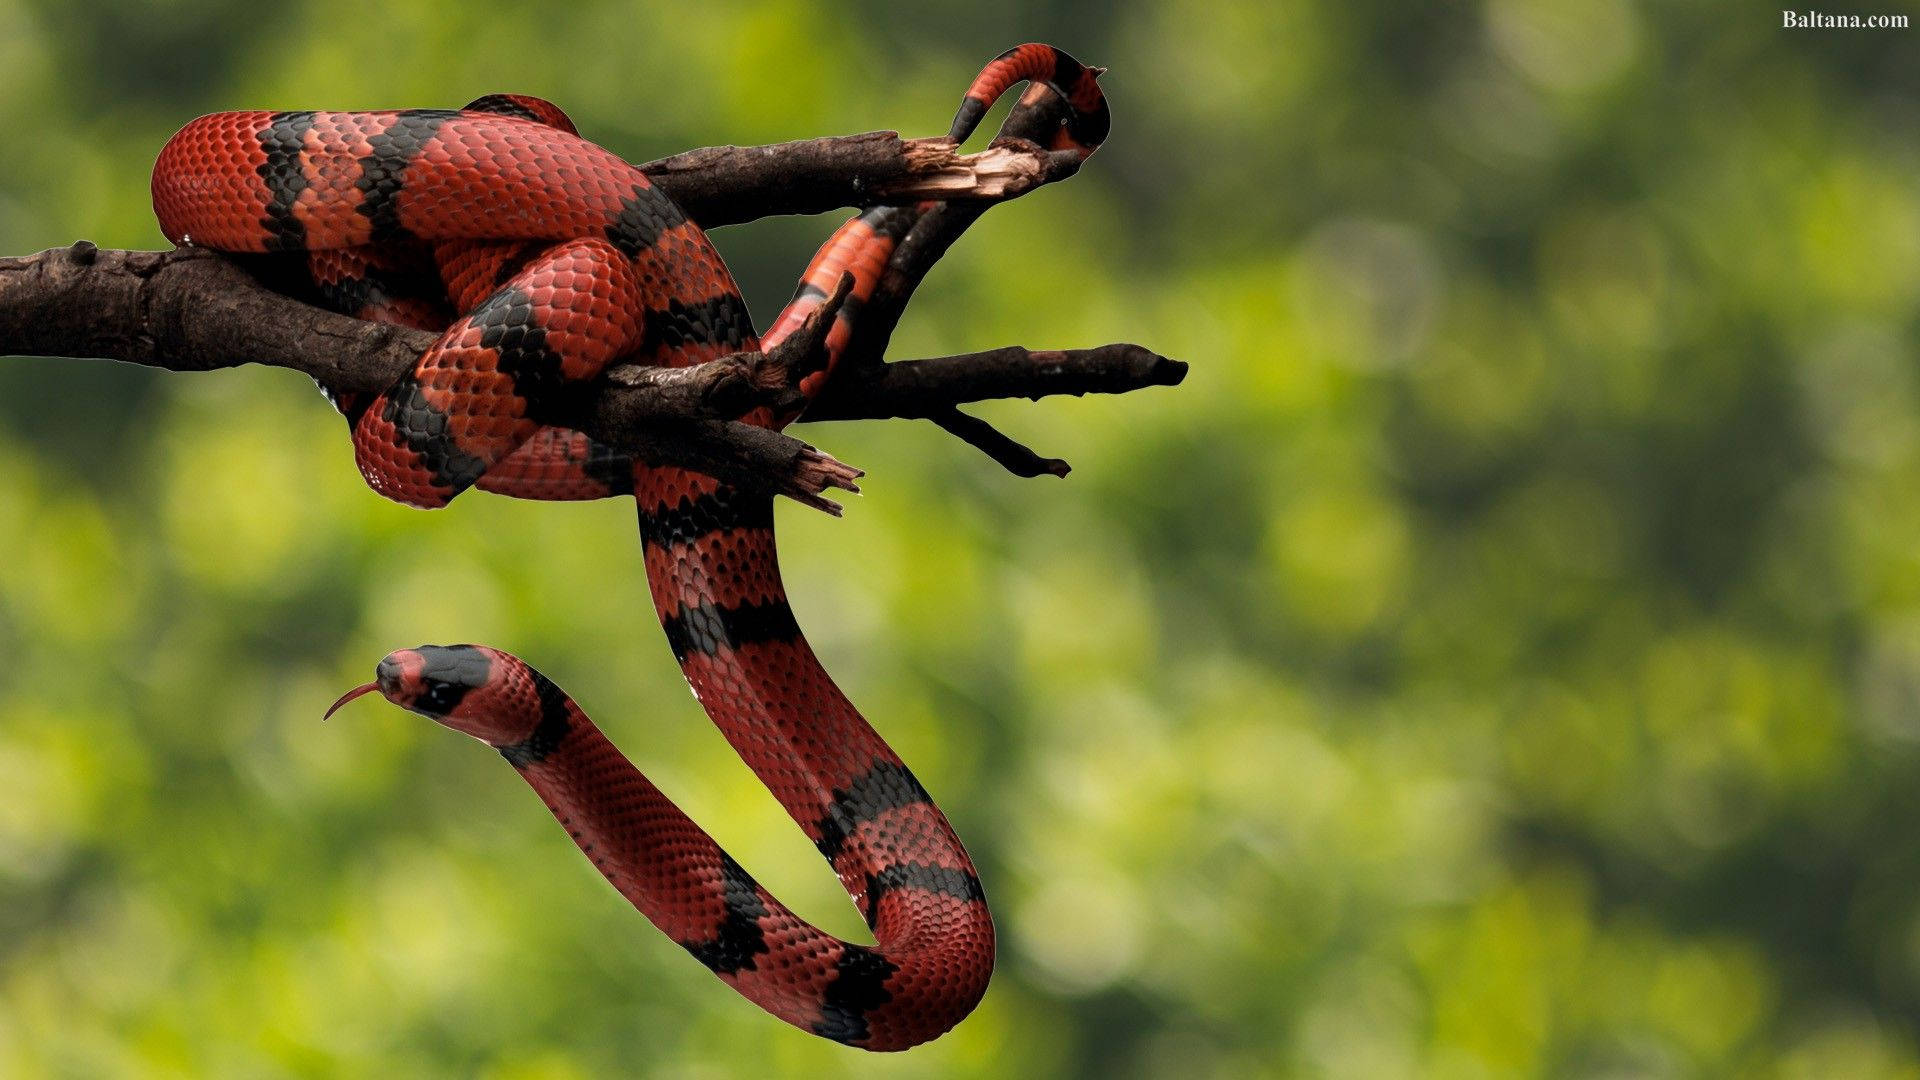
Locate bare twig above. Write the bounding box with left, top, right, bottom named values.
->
left=929, top=407, right=1071, bottom=478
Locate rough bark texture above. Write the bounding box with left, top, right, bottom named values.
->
left=642, top=133, right=1080, bottom=227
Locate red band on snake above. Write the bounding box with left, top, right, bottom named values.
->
left=152, top=46, right=1106, bottom=1051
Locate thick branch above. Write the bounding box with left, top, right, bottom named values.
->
left=0, top=244, right=857, bottom=510
left=803, top=344, right=1186, bottom=421
left=643, top=133, right=1074, bottom=228
left=0, top=244, right=1182, bottom=503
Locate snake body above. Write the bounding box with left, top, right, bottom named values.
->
left=151, top=45, right=1106, bottom=1050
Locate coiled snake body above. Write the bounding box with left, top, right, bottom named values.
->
left=150, top=45, right=1107, bottom=1051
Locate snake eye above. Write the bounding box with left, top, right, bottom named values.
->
left=414, top=678, right=470, bottom=717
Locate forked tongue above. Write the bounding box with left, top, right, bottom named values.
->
left=323, top=682, right=382, bottom=720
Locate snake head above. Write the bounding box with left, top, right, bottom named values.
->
left=327, top=644, right=544, bottom=746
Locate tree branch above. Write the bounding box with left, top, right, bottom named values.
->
left=928, top=407, right=1072, bottom=478
left=0, top=113, right=1184, bottom=510
left=0, top=243, right=1182, bottom=507
left=641, top=133, right=1078, bottom=227
left=0, top=244, right=861, bottom=509
left=802, top=344, right=1187, bottom=421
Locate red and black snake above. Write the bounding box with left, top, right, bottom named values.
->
left=150, top=44, right=1107, bottom=1051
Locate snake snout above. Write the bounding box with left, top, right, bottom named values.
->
left=323, top=649, right=430, bottom=720
left=384, top=644, right=491, bottom=720
left=327, top=645, right=515, bottom=740
left=376, top=654, right=405, bottom=694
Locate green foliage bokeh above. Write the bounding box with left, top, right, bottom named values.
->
left=3, top=0, right=1919, bottom=1076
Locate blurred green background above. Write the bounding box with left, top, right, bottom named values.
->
left=2, top=0, right=1918, bottom=1075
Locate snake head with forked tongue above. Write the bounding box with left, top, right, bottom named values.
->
left=326, top=644, right=551, bottom=748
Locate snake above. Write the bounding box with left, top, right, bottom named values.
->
left=149, top=44, right=1107, bottom=1051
